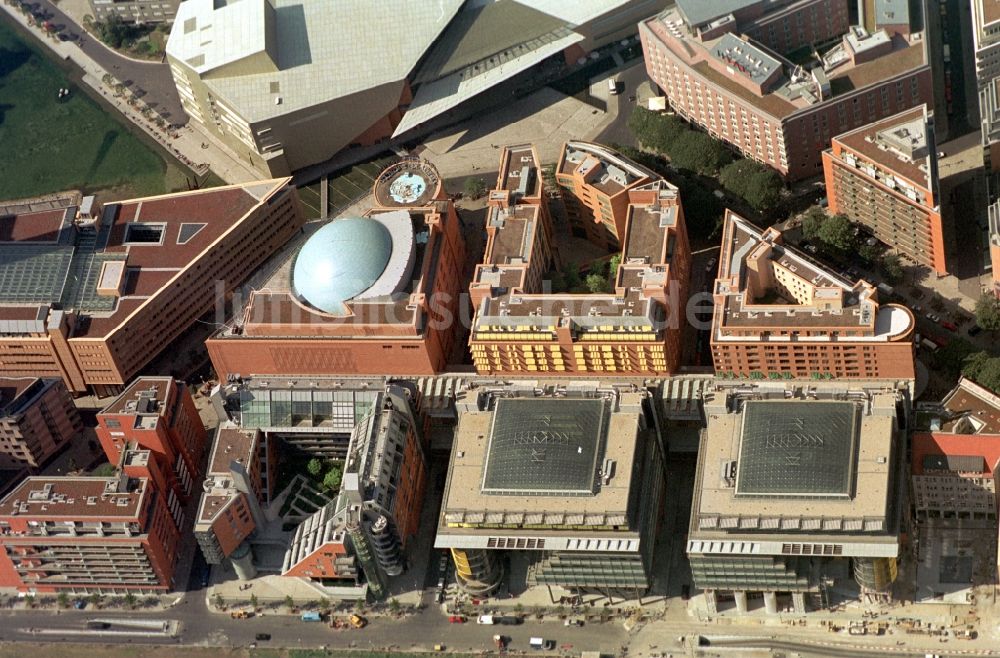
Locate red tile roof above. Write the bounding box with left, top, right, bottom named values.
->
left=911, top=433, right=1000, bottom=475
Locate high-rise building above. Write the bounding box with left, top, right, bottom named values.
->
left=640, top=1, right=932, bottom=180
left=971, top=0, right=1000, bottom=296
left=469, top=144, right=690, bottom=377
left=711, top=210, right=916, bottom=380
left=0, top=181, right=303, bottom=396
left=823, top=105, right=945, bottom=274
left=193, top=425, right=269, bottom=580
left=0, top=378, right=81, bottom=471
left=0, top=462, right=182, bottom=593
left=96, top=377, right=207, bottom=504
left=206, top=160, right=465, bottom=378
left=165, top=0, right=666, bottom=176
left=282, top=385, right=426, bottom=599
left=555, top=141, right=656, bottom=251
left=435, top=382, right=665, bottom=597
left=688, top=386, right=904, bottom=614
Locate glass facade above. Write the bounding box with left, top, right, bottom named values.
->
left=239, top=388, right=379, bottom=430
left=689, top=554, right=816, bottom=591
left=530, top=552, right=649, bottom=590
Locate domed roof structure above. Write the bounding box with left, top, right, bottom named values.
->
left=292, top=218, right=393, bottom=314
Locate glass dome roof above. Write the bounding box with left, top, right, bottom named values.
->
left=292, top=218, right=393, bottom=314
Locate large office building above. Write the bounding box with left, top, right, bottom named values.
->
left=0, top=462, right=182, bottom=593
left=823, top=105, right=945, bottom=274
left=469, top=144, right=691, bottom=377
left=0, top=378, right=81, bottom=471
left=688, top=386, right=904, bottom=614
left=971, top=0, right=1000, bottom=296
left=711, top=211, right=916, bottom=380
left=0, top=181, right=302, bottom=396
left=281, top=385, right=426, bottom=599
left=166, top=0, right=665, bottom=176
left=96, top=377, right=207, bottom=514
left=435, top=382, right=666, bottom=597
left=206, top=161, right=465, bottom=379
left=555, top=141, right=656, bottom=250
left=639, top=0, right=932, bottom=180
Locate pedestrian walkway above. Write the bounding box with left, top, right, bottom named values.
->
left=0, top=3, right=261, bottom=185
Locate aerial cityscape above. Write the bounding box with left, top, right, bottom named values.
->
left=3, top=1, right=1000, bottom=658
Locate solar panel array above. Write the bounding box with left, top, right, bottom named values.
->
left=481, top=397, right=609, bottom=497
left=735, top=401, right=860, bottom=497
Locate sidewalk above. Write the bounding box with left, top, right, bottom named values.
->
left=0, top=3, right=261, bottom=185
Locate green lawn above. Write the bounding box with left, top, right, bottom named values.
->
left=0, top=18, right=188, bottom=200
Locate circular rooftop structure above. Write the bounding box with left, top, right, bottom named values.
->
left=373, top=160, right=442, bottom=208
left=292, top=214, right=416, bottom=315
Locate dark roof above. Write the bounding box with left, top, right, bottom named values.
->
left=736, top=401, right=860, bottom=498
left=922, top=454, right=986, bottom=473
left=481, top=398, right=609, bottom=496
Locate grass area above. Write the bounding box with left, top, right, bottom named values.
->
left=0, top=18, right=189, bottom=200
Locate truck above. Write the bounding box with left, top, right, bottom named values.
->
left=921, top=337, right=939, bottom=352
left=608, top=78, right=620, bottom=95
left=301, top=611, right=322, bottom=622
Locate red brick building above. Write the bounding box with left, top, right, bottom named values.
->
left=640, top=1, right=932, bottom=180
left=0, top=180, right=303, bottom=396
left=823, top=105, right=946, bottom=274
left=712, top=210, right=916, bottom=380
left=0, top=468, right=181, bottom=593
left=207, top=160, right=465, bottom=378
left=0, top=378, right=81, bottom=471
left=469, top=144, right=690, bottom=377
left=97, top=377, right=207, bottom=512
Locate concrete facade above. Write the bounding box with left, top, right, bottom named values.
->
left=89, top=0, right=180, bottom=24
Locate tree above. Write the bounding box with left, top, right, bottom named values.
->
left=307, top=458, right=323, bottom=477
left=963, top=352, right=1000, bottom=393
left=57, top=592, right=69, bottom=608
left=249, top=594, right=259, bottom=609
left=975, top=293, right=1000, bottom=331
left=96, top=12, right=136, bottom=49
left=933, top=337, right=979, bottom=379
left=719, top=160, right=783, bottom=212
left=669, top=131, right=731, bottom=175
left=318, top=598, right=331, bottom=613
left=123, top=592, right=137, bottom=610
left=214, top=593, right=226, bottom=609
left=801, top=207, right=826, bottom=242
left=354, top=598, right=366, bottom=613
left=816, top=214, right=854, bottom=252
left=627, top=107, right=686, bottom=154
left=463, top=176, right=486, bottom=199
left=389, top=598, right=402, bottom=615
left=880, top=253, right=904, bottom=284
left=858, top=243, right=881, bottom=265
left=585, top=272, right=608, bottom=294
left=92, top=462, right=116, bottom=477
left=284, top=595, right=295, bottom=611
left=88, top=593, right=103, bottom=609
left=322, top=466, right=342, bottom=492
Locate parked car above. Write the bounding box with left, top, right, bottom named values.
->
left=564, top=619, right=583, bottom=627
left=449, top=616, right=466, bottom=624
left=925, top=312, right=940, bottom=323
left=255, top=633, right=271, bottom=641
left=968, top=324, right=983, bottom=337
left=477, top=615, right=495, bottom=625
left=73, top=600, right=86, bottom=610
left=940, top=320, right=958, bottom=332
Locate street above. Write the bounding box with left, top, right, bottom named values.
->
left=15, top=0, right=186, bottom=124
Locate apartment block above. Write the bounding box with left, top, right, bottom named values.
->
left=207, top=160, right=465, bottom=379
left=823, top=105, right=946, bottom=274
left=689, top=387, right=904, bottom=613
left=96, top=377, right=206, bottom=505
left=0, top=378, right=81, bottom=471
left=711, top=211, right=916, bottom=380
left=469, top=143, right=690, bottom=377
left=640, top=2, right=931, bottom=180
left=193, top=425, right=268, bottom=578
left=555, top=141, right=655, bottom=250
left=0, top=181, right=303, bottom=396
left=435, top=382, right=665, bottom=596
left=0, top=469, right=181, bottom=593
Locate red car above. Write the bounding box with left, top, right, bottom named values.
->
left=449, top=616, right=466, bottom=624
left=940, top=320, right=958, bottom=332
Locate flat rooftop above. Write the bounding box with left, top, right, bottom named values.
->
left=693, top=396, right=896, bottom=533
left=558, top=141, right=654, bottom=196
left=937, top=378, right=1000, bottom=434
left=208, top=427, right=257, bottom=476
left=501, top=145, right=541, bottom=196
left=101, top=376, right=173, bottom=416
left=0, top=476, right=148, bottom=520
left=0, top=377, right=41, bottom=415
left=0, top=180, right=289, bottom=339
left=441, top=395, right=642, bottom=525
left=833, top=106, right=932, bottom=189
left=736, top=401, right=860, bottom=497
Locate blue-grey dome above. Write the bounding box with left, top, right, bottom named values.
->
left=292, top=218, right=393, bottom=314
